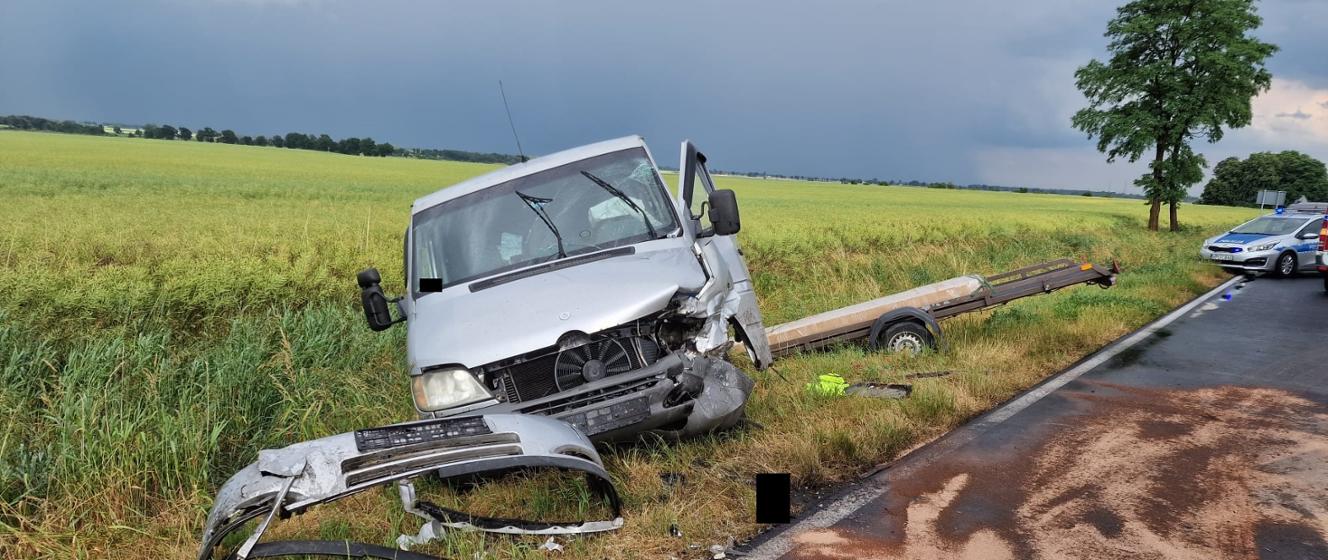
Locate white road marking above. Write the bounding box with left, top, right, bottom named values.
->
left=744, top=274, right=1246, bottom=559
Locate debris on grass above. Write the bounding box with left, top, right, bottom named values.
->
left=806, top=373, right=913, bottom=399
left=902, top=370, right=954, bottom=380
left=806, top=373, right=849, bottom=396
left=660, top=472, right=687, bottom=488
left=538, top=536, right=564, bottom=553
left=845, top=382, right=912, bottom=399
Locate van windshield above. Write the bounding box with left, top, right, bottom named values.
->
left=411, top=148, right=678, bottom=294
left=1230, top=217, right=1305, bottom=236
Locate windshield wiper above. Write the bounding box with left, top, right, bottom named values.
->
left=579, top=171, right=659, bottom=239
left=515, top=190, right=566, bottom=259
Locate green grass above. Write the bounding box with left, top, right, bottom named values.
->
left=0, top=130, right=1259, bottom=558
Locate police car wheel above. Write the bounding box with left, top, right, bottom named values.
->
left=1275, top=252, right=1297, bottom=277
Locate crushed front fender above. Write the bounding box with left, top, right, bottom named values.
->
left=198, top=414, right=621, bottom=560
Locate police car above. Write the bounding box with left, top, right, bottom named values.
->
left=1200, top=203, right=1325, bottom=277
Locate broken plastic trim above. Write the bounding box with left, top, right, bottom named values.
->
left=237, top=540, right=444, bottom=559
left=198, top=414, right=622, bottom=560
left=417, top=495, right=623, bottom=535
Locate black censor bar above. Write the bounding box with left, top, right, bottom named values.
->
left=754, top=473, right=790, bottom=524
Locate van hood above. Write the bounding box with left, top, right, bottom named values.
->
left=408, top=239, right=707, bottom=369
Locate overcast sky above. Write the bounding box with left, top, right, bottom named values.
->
left=3, top=0, right=1326, bottom=193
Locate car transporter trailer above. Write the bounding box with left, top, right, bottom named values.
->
left=759, top=258, right=1119, bottom=358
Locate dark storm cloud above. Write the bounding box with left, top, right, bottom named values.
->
left=0, top=0, right=1323, bottom=188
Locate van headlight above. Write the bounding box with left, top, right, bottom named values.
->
left=1250, top=241, right=1278, bottom=252
left=411, top=367, right=492, bottom=411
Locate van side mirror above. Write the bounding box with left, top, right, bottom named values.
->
left=1298, top=232, right=1319, bottom=240
left=708, top=189, right=741, bottom=236
left=357, top=268, right=402, bottom=331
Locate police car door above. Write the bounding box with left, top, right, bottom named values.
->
left=1295, top=217, right=1322, bottom=269
left=678, top=140, right=772, bottom=368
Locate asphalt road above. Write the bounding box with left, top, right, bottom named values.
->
left=750, top=274, right=1328, bottom=560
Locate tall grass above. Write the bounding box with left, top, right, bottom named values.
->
left=0, top=131, right=1258, bottom=558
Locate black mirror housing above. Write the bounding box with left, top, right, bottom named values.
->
left=357, top=267, right=382, bottom=288
left=708, top=189, right=741, bottom=236
left=357, top=267, right=398, bottom=331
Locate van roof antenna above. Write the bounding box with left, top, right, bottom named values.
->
left=498, top=80, right=527, bottom=163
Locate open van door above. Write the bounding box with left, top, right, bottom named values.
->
left=678, top=140, right=772, bottom=368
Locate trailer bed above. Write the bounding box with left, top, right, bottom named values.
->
left=765, top=259, right=1117, bottom=357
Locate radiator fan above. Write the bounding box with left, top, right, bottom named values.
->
left=555, top=338, right=635, bottom=391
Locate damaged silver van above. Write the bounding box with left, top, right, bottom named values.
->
left=197, top=138, right=773, bottom=560
left=358, top=136, right=772, bottom=441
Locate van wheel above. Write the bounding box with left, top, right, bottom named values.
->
left=1275, top=252, right=1297, bottom=277
left=877, top=322, right=933, bottom=356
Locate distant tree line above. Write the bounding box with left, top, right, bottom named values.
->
left=709, top=168, right=1138, bottom=199
left=1199, top=151, right=1328, bottom=206
left=1, top=114, right=528, bottom=164
left=0, top=115, right=105, bottom=135
left=397, top=147, right=523, bottom=165
left=140, top=123, right=396, bottom=156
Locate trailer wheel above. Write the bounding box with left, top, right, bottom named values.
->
left=875, top=321, right=934, bottom=355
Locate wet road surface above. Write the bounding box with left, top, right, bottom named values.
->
left=756, top=275, right=1328, bottom=560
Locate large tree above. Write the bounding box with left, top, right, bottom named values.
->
left=1200, top=151, right=1328, bottom=205
left=1072, top=0, right=1276, bottom=231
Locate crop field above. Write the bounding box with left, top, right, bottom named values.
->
left=0, top=130, right=1259, bottom=558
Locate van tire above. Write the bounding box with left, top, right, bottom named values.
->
left=879, top=321, right=933, bottom=356
left=1275, top=252, right=1297, bottom=277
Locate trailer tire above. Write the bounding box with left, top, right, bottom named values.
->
left=875, top=321, right=934, bottom=355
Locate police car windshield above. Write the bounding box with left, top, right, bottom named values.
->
left=1230, top=217, right=1304, bottom=235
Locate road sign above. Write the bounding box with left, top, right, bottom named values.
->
left=1256, top=190, right=1286, bottom=209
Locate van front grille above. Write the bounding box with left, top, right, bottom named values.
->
left=489, top=335, right=652, bottom=404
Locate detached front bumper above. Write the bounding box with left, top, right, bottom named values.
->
left=1200, top=247, right=1275, bottom=271
left=198, top=414, right=621, bottom=560
left=439, top=353, right=755, bottom=443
